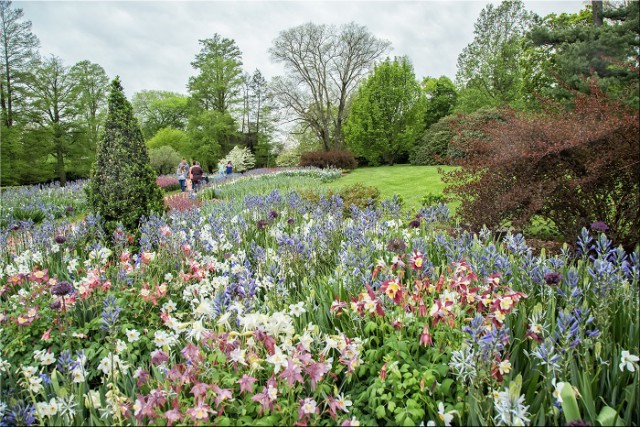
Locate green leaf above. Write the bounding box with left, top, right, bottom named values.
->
left=596, top=406, right=624, bottom=427
left=560, top=384, right=581, bottom=422
left=388, top=401, right=397, bottom=413
left=375, top=405, right=386, bottom=419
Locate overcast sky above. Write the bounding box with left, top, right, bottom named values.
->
left=17, top=1, right=587, bottom=97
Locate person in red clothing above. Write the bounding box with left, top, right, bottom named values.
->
left=189, top=161, right=204, bottom=193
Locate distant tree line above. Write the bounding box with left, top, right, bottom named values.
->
left=1, top=0, right=638, bottom=187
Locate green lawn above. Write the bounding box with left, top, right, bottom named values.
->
left=322, top=164, right=457, bottom=210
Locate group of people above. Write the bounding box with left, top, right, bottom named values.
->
left=176, top=158, right=233, bottom=195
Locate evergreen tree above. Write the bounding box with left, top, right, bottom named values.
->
left=86, top=77, right=164, bottom=237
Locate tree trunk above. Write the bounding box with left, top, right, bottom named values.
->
left=592, top=1, right=603, bottom=26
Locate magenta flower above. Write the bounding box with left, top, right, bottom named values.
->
left=237, top=374, right=257, bottom=394
left=181, top=343, right=202, bottom=364
left=150, top=350, right=169, bottom=365
left=186, top=401, right=215, bottom=422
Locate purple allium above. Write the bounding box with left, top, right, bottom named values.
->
left=51, top=281, right=73, bottom=296
left=54, top=235, right=67, bottom=244
left=10, top=223, right=20, bottom=231
left=49, top=299, right=62, bottom=310
left=287, top=217, right=295, bottom=225
left=544, top=272, right=562, bottom=286
left=268, top=210, right=279, bottom=219
left=590, top=221, right=608, bottom=233
left=386, top=237, right=406, bottom=254
left=257, top=219, right=269, bottom=230
left=408, top=219, right=421, bottom=228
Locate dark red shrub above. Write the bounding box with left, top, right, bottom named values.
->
left=299, top=150, right=357, bottom=170
left=442, top=80, right=639, bottom=249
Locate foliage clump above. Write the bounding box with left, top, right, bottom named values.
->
left=299, top=150, right=357, bottom=170
left=85, top=77, right=165, bottom=237
left=442, top=81, right=639, bottom=248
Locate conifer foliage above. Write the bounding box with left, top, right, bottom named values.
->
left=86, top=77, right=165, bottom=236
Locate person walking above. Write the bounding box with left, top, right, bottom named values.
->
left=189, top=161, right=204, bottom=194
left=218, top=160, right=225, bottom=177
left=177, top=164, right=187, bottom=192
left=225, top=161, right=233, bottom=175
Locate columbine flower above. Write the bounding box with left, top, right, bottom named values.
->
left=437, top=402, right=458, bottom=426
left=334, top=393, right=352, bottom=413
left=619, top=350, right=639, bottom=372
left=266, top=347, right=288, bottom=374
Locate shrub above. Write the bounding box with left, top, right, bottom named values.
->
left=300, top=183, right=380, bottom=212
left=276, top=149, right=302, bottom=167
left=85, top=77, right=165, bottom=237
left=442, top=80, right=639, bottom=249
left=299, top=150, right=357, bottom=170
left=221, top=145, right=256, bottom=173
left=410, top=109, right=504, bottom=165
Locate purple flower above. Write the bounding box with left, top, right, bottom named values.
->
left=287, top=217, right=295, bottom=225
left=49, top=299, right=62, bottom=310
left=54, top=235, right=67, bottom=244
left=386, top=237, right=406, bottom=253
left=51, top=281, right=73, bottom=296
left=590, top=221, right=609, bottom=233
left=268, top=210, right=279, bottom=219
left=257, top=219, right=268, bottom=231
left=408, top=219, right=421, bottom=229
left=544, top=272, right=562, bottom=286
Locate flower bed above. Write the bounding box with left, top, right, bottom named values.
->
left=0, top=187, right=638, bottom=426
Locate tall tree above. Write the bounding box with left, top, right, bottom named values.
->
left=188, top=34, right=244, bottom=113
left=455, top=0, right=538, bottom=111
left=344, top=57, right=423, bottom=165
left=25, top=55, right=80, bottom=186
left=270, top=22, right=390, bottom=150
left=421, top=76, right=458, bottom=129
left=131, top=89, right=189, bottom=139
left=86, top=77, right=164, bottom=237
left=0, top=0, right=40, bottom=128
left=528, top=1, right=639, bottom=106
left=68, top=60, right=109, bottom=150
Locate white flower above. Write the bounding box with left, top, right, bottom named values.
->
left=619, top=350, right=639, bottom=372
left=71, top=367, right=85, bottom=383
left=28, top=375, right=44, bottom=393
left=300, top=397, right=317, bottom=415
left=437, top=402, right=458, bottom=426
left=126, top=329, right=140, bottom=343
left=35, top=398, right=58, bottom=417
left=267, top=385, right=278, bottom=401
left=0, top=358, right=8, bottom=373
left=229, top=348, right=247, bottom=366
left=266, top=346, right=287, bottom=374
left=39, top=351, right=56, bottom=366
left=289, top=301, right=306, bottom=317
left=115, top=339, right=127, bottom=354
left=552, top=378, right=566, bottom=403
left=335, top=393, right=352, bottom=412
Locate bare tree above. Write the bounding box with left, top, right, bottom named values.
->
left=270, top=22, right=390, bottom=150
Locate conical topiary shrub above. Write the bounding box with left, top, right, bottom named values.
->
left=85, top=77, right=165, bottom=237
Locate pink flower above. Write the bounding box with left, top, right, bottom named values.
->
left=190, top=382, right=210, bottom=399
left=279, top=358, right=304, bottom=388
left=212, top=384, right=233, bottom=407
left=181, top=343, right=202, bottom=364
left=164, top=408, right=183, bottom=426
left=419, top=324, right=433, bottom=347
left=304, top=361, right=330, bottom=390
left=186, top=401, right=215, bottom=422
left=150, top=350, right=169, bottom=365
left=237, top=374, right=257, bottom=394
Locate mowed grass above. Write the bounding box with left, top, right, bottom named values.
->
left=322, top=164, right=457, bottom=210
